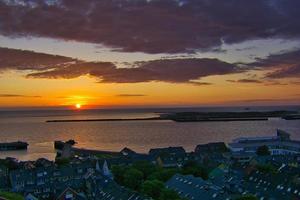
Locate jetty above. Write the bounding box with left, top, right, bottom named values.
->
left=46, top=117, right=162, bottom=123
left=0, top=141, right=28, bottom=151
left=45, top=111, right=300, bottom=123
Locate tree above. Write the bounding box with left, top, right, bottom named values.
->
left=148, top=168, right=179, bottom=182
left=141, top=179, right=164, bottom=199
left=123, top=168, right=144, bottom=190
left=111, top=165, right=127, bottom=185
left=0, top=192, right=24, bottom=200
left=160, top=188, right=182, bottom=200
left=256, top=164, right=276, bottom=174
left=132, top=161, right=157, bottom=179
left=256, top=145, right=270, bottom=156
left=181, top=161, right=208, bottom=180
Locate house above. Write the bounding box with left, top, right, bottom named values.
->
left=195, top=142, right=228, bottom=154
left=56, top=187, right=86, bottom=200
left=9, top=159, right=95, bottom=199
left=230, top=151, right=256, bottom=164
left=156, top=156, right=183, bottom=168
left=0, top=163, right=9, bottom=189
left=165, top=174, right=231, bottom=200
left=85, top=176, right=149, bottom=200
left=244, top=166, right=300, bottom=200
left=209, top=165, right=245, bottom=194
left=120, top=147, right=136, bottom=156
left=229, top=129, right=300, bottom=155
left=152, top=147, right=188, bottom=168
left=149, top=147, right=186, bottom=158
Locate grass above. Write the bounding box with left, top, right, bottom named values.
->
left=0, top=191, right=24, bottom=200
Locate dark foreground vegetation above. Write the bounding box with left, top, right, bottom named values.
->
left=111, top=160, right=208, bottom=200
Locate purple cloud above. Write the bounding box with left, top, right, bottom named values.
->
left=28, top=58, right=239, bottom=84
left=250, top=49, right=300, bottom=78
left=1, top=0, right=300, bottom=53
left=227, top=79, right=263, bottom=83
left=0, top=47, right=240, bottom=84
left=0, top=47, right=75, bottom=71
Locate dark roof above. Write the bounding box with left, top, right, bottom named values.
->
left=149, top=147, right=186, bottom=157
left=120, top=147, right=136, bottom=156
left=87, top=177, right=149, bottom=200
left=56, top=187, right=86, bottom=200
left=165, top=174, right=230, bottom=200
left=244, top=167, right=300, bottom=200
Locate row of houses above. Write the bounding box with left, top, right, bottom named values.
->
left=164, top=153, right=300, bottom=200
left=0, top=157, right=148, bottom=200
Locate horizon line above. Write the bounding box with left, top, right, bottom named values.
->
left=0, top=104, right=299, bottom=112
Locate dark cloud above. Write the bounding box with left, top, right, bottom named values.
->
left=226, top=79, right=289, bottom=85
left=0, top=94, right=41, bottom=98
left=227, top=79, right=262, bottom=83
left=250, top=49, right=300, bottom=78
left=266, top=65, right=300, bottom=78
left=0, top=47, right=75, bottom=71
left=28, top=58, right=239, bottom=84
left=0, top=47, right=240, bottom=84
left=1, top=0, right=300, bottom=53
left=187, top=81, right=212, bottom=86
left=116, top=94, right=146, bottom=97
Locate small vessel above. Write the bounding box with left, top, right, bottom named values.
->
left=0, top=141, right=28, bottom=151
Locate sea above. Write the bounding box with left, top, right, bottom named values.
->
left=0, top=106, right=300, bottom=161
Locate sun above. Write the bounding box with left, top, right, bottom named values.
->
left=75, top=103, right=81, bottom=109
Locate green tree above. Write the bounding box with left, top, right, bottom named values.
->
left=181, top=161, right=208, bottom=180
left=141, top=179, right=164, bottom=199
left=132, top=161, right=157, bottom=179
left=123, top=168, right=144, bottom=190
left=160, top=188, right=182, bottom=200
left=148, top=168, right=179, bottom=182
left=256, top=145, right=270, bottom=156
left=111, top=165, right=127, bottom=185
left=0, top=192, right=24, bottom=200
left=256, top=164, right=276, bottom=174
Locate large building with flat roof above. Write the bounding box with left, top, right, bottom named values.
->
left=229, top=129, right=300, bottom=155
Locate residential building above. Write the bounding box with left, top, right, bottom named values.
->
left=195, top=142, right=228, bottom=154
left=229, top=129, right=300, bottom=155
left=85, top=176, right=149, bottom=200
left=165, top=174, right=231, bottom=200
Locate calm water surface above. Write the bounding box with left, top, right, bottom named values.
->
left=0, top=106, right=299, bottom=161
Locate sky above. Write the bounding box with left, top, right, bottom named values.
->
left=0, top=0, right=300, bottom=109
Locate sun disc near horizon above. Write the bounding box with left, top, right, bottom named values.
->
left=75, top=103, right=81, bottom=109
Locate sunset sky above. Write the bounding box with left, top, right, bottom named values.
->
left=0, top=0, right=300, bottom=109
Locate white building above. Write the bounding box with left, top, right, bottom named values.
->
left=229, top=129, right=300, bottom=155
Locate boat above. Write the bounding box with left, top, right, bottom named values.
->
left=0, top=141, right=28, bottom=151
